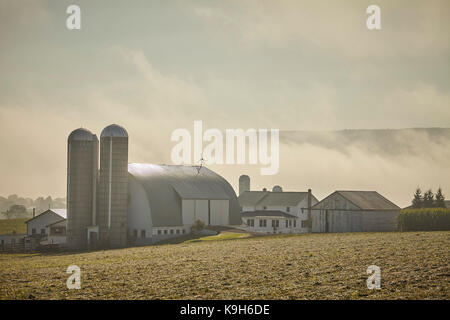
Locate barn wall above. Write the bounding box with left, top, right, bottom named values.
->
left=360, top=210, right=398, bottom=232
left=210, top=200, right=229, bottom=225
left=312, top=209, right=399, bottom=233
left=128, top=177, right=153, bottom=239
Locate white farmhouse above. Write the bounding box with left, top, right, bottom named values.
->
left=238, top=186, right=319, bottom=234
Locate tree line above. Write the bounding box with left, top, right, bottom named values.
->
left=411, top=187, right=446, bottom=208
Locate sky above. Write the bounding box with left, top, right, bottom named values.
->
left=0, top=0, right=449, bottom=207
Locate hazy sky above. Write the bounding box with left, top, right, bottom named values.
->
left=0, top=0, right=449, bottom=206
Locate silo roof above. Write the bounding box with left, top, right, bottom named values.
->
left=68, top=128, right=96, bottom=141
left=101, top=124, right=128, bottom=138
left=128, top=163, right=241, bottom=227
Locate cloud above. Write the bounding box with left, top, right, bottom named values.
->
left=191, top=0, right=450, bottom=59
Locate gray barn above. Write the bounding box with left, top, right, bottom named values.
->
left=311, top=191, right=400, bottom=233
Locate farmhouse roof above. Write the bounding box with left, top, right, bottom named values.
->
left=238, top=191, right=314, bottom=207
left=241, top=210, right=297, bottom=218
left=238, top=191, right=269, bottom=206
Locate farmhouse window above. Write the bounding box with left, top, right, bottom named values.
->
left=141, top=230, right=146, bottom=238
left=158, top=230, right=162, bottom=235
left=285, top=220, right=288, bottom=228
left=32, top=228, right=36, bottom=235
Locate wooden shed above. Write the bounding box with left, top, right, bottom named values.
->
left=311, top=191, right=400, bottom=233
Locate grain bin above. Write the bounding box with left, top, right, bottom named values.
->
left=98, top=124, right=129, bottom=247
left=66, top=128, right=98, bottom=249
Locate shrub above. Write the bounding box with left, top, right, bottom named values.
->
left=191, top=219, right=205, bottom=234
left=398, top=208, right=450, bottom=231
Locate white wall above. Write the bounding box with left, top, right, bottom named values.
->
left=27, top=211, right=64, bottom=236
left=128, top=177, right=153, bottom=239
left=210, top=200, right=229, bottom=225
left=195, top=200, right=209, bottom=224
left=242, top=217, right=299, bottom=234
left=182, top=199, right=229, bottom=226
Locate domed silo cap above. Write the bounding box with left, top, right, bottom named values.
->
left=68, top=128, right=96, bottom=141
left=101, top=124, right=128, bottom=138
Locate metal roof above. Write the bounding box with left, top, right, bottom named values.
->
left=258, top=192, right=310, bottom=206
left=50, top=209, right=67, bottom=219
left=238, top=191, right=269, bottom=206
left=242, top=210, right=297, bottom=218
left=313, top=191, right=400, bottom=210
left=68, top=128, right=97, bottom=141
left=238, top=191, right=313, bottom=207
left=101, top=124, right=128, bottom=138
left=25, top=209, right=67, bottom=223
left=128, top=164, right=241, bottom=227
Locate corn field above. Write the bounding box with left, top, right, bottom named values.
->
left=398, top=208, right=450, bottom=231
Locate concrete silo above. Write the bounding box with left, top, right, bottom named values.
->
left=239, top=175, right=250, bottom=195
left=98, top=124, right=129, bottom=247
left=66, top=128, right=98, bottom=249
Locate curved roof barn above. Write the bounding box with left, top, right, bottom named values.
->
left=128, top=163, right=241, bottom=227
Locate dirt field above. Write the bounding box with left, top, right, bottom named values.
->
left=0, top=231, right=448, bottom=300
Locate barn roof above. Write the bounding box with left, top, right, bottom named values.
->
left=242, top=210, right=297, bottom=218
left=313, top=191, right=400, bottom=210
left=128, top=164, right=241, bottom=227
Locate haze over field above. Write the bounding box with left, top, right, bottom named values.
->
left=0, top=1, right=449, bottom=207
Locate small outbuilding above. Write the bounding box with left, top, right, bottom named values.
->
left=311, top=191, right=400, bottom=233
left=26, top=209, right=67, bottom=238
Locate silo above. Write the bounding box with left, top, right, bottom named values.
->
left=98, top=124, right=129, bottom=247
left=272, top=185, right=283, bottom=192
left=67, top=128, right=98, bottom=249
left=239, top=175, right=250, bottom=195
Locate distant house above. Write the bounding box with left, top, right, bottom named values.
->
left=238, top=189, right=318, bottom=233
left=311, top=191, right=400, bottom=233
left=26, top=209, right=67, bottom=245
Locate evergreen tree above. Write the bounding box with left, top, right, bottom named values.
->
left=423, top=189, right=434, bottom=208
left=412, top=187, right=423, bottom=208
left=435, top=187, right=446, bottom=208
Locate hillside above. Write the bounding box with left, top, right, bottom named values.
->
left=0, top=218, right=28, bottom=235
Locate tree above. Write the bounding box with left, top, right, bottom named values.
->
left=435, top=187, right=446, bottom=208
left=5, top=204, right=27, bottom=219
left=423, top=189, right=434, bottom=208
left=412, top=188, right=423, bottom=208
